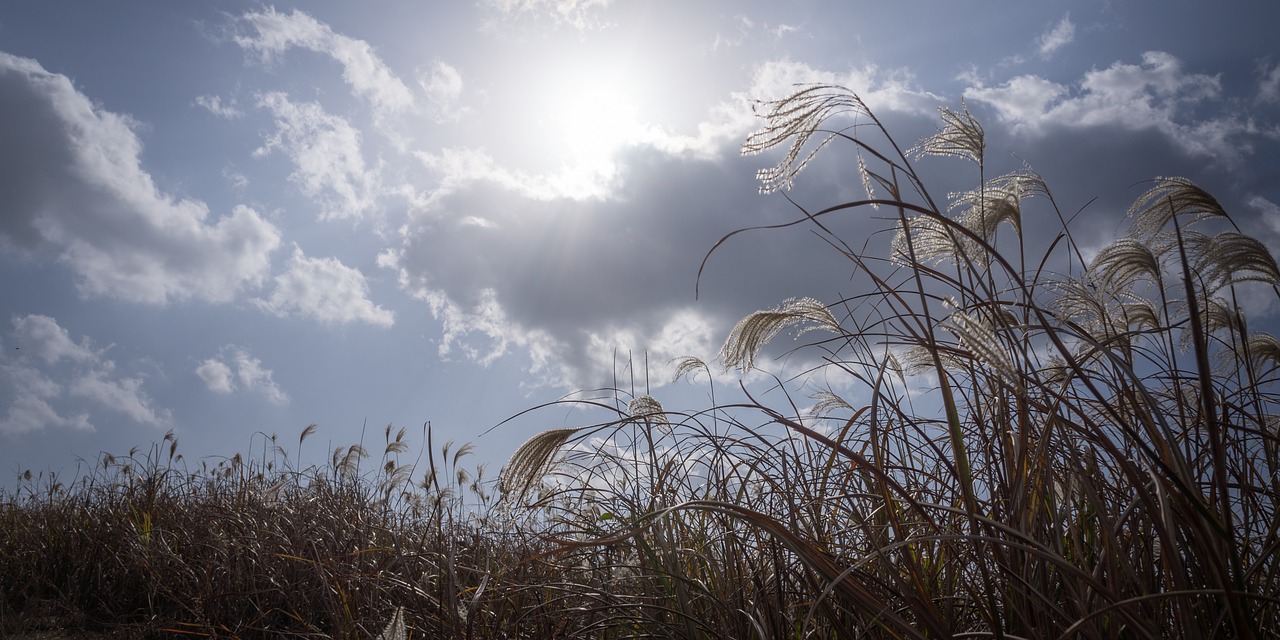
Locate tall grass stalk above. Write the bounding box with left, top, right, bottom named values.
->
left=503, top=85, right=1280, bottom=638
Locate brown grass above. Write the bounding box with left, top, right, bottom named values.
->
left=4, top=85, right=1279, bottom=638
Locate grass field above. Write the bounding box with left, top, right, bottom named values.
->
left=4, top=85, right=1279, bottom=639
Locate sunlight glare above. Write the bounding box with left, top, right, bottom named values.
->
left=542, top=63, right=656, bottom=171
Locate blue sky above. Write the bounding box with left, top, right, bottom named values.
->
left=1, top=0, right=1278, bottom=482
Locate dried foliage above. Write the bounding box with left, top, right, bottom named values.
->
left=6, top=84, right=1280, bottom=639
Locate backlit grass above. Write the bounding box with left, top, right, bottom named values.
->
left=4, top=85, right=1279, bottom=639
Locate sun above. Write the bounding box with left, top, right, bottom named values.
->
left=494, top=45, right=670, bottom=198
left=553, top=77, right=648, bottom=163
left=534, top=53, right=658, bottom=168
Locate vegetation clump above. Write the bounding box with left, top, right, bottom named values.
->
left=4, top=85, right=1279, bottom=638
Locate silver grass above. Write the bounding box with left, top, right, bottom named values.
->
left=957, top=191, right=1021, bottom=241
left=1127, top=176, right=1228, bottom=240
left=899, top=342, right=967, bottom=375
left=1120, top=300, right=1163, bottom=333
left=742, top=84, right=870, bottom=193
left=1194, top=231, right=1280, bottom=290
left=376, top=606, right=407, bottom=640
left=947, top=169, right=1046, bottom=239
left=1247, top=332, right=1280, bottom=372
left=891, top=214, right=968, bottom=266
left=452, top=441, right=476, bottom=466
left=1052, top=277, right=1133, bottom=342
left=891, top=170, right=1041, bottom=267
left=721, top=297, right=842, bottom=371
left=1040, top=355, right=1073, bottom=388
left=672, top=356, right=710, bottom=383
left=339, top=444, right=368, bottom=478
left=908, top=100, right=984, bottom=165
left=627, top=394, right=665, bottom=419
left=810, top=389, right=854, bottom=416
left=299, top=422, right=317, bottom=446
left=943, top=307, right=1022, bottom=389
left=1088, top=238, right=1163, bottom=292
left=1204, top=298, right=1247, bottom=337
left=500, top=427, right=582, bottom=500
left=627, top=395, right=670, bottom=433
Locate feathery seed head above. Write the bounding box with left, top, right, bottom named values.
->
left=809, top=389, right=854, bottom=417
left=500, top=427, right=582, bottom=501
left=1127, top=177, right=1228, bottom=240
left=1247, top=332, right=1280, bottom=372
left=1196, top=231, right=1280, bottom=289
left=743, top=84, right=870, bottom=193
left=672, top=356, right=710, bottom=383
left=721, top=297, right=841, bottom=371
left=627, top=395, right=670, bottom=433
left=944, top=307, right=1022, bottom=389
left=1089, top=238, right=1163, bottom=291
left=909, top=100, right=985, bottom=165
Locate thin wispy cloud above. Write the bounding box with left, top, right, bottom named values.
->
left=196, top=345, right=289, bottom=406
left=255, top=92, right=381, bottom=220
left=419, top=60, right=469, bottom=123
left=1, top=315, right=170, bottom=434
left=236, top=8, right=415, bottom=115
left=194, top=94, right=243, bottom=119
left=1036, top=14, right=1075, bottom=58
left=1259, top=58, right=1280, bottom=104
left=482, top=0, right=613, bottom=30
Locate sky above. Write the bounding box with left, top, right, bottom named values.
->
left=1, top=0, right=1278, bottom=485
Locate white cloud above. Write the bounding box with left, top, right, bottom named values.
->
left=255, top=92, right=380, bottom=220
left=420, top=60, right=469, bottom=123
left=197, top=345, right=289, bottom=406
left=195, top=358, right=235, bottom=393
left=380, top=245, right=720, bottom=390
left=1, top=315, right=169, bottom=435
left=713, top=17, right=802, bottom=51
left=712, top=15, right=754, bottom=51
left=12, top=314, right=94, bottom=365
left=742, top=59, right=941, bottom=118
left=377, top=254, right=566, bottom=379
left=194, top=94, right=243, bottom=119
left=579, top=309, right=718, bottom=386
left=413, top=146, right=618, bottom=206
left=0, top=52, right=281, bottom=305
left=256, top=245, right=395, bottom=327
left=0, top=362, right=91, bottom=435
left=482, top=0, right=612, bottom=30
left=71, top=367, right=169, bottom=427
left=235, top=8, right=414, bottom=115
left=1036, top=14, right=1075, bottom=58
left=1259, top=58, right=1280, bottom=104
left=965, top=51, right=1252, bottom=161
